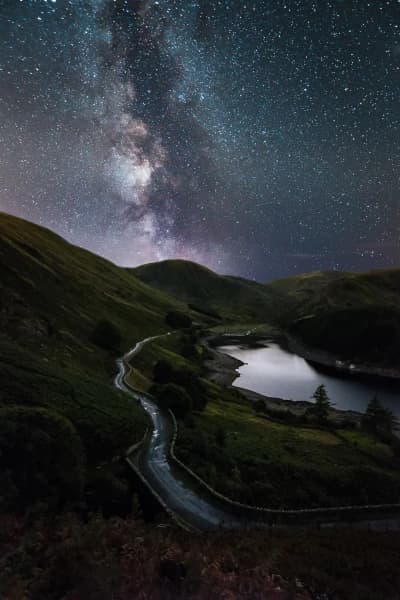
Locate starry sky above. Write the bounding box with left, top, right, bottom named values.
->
left=1, top=0, right=399, bottom=280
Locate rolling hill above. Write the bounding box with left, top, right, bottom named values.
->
left=268, top=269, right=400, bottom=365
left=134, top=259, right=400, bottom=367
left=132, top=259, right=284, bottom=323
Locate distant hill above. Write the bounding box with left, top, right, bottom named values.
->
left=134, top=259, right=400, bottom=367
left=132, top=259, right=283, bottom=323
left=268, top=269, right=400, bottom=365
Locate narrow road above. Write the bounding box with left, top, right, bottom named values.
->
left=115, top=335, right=400, bottom=532
left=115, top=335, right=244, bottom=531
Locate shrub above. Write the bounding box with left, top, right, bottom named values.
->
left=165, top=311, right=192, bottom=329
left=91, top=319, right=122, bottom=352
left=152, top=383, right=192, bottom=418
left=153, top=360, right=207, bottom=412
left=362, top=395, right=396, bottom=438
left=0, top=407, right=85, bottom=512
left=153, top=359, right=174, bottom=384
left=215, top=426, right=226, bottom=447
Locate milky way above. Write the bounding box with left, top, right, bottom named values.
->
left=1, top=0, right=399, bottom=280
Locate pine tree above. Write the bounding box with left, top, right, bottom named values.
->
left=310, top=384, right=331, bottom=423
left=363, top=395, right=395, bottom=437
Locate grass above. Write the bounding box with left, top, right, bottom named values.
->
left=337, top=429, right=394, bottom=460
left=2, top=512, right=400, bottom=599
left=175, top=389, right=400, bottom=509
left=0, top=334, right=149, bottom=463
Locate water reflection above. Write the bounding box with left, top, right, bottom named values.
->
left=220, top=342, right=400, bottom=416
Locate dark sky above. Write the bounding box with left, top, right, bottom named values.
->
left=1, top=0, right=399, bottom=280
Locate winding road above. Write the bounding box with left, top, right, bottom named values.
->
left=115, top=335, right=244, bottom=530
left=115, top=335, right=400, bottom=532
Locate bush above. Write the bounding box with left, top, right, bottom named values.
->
left=153, top=359, right=174, bottom=384
left=151, top=383, right=192, bottom=419
left=215, top=426, right=226, bottom=447
left=87, top=469, right=132, bottom=517
left=90, top=319, right=122, bottom=352
left=165, top=311, right=192, bottom=329
left=0, top=407, right=85, bottom=512
left=153, top=360, right=207, bottom=412
left=180, top=332, right=199, bottom=359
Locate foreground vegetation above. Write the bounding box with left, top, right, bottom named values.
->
left=1, top=512, right=400, bottom=600
left=175, top=390, right=400, bottom=509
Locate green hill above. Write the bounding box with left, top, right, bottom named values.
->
left=0, top=212, right=187, bottom=509
left=132, top=259, right=283, bottom=323
left=268, top=269, right=400, bottom=365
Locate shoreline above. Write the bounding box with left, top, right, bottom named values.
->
left=203, top=335, right=325, bottom=417
left=286, top=336, right=400, bottom=382
left=203, top=334, right=381, bottom=421
left=207, top=330, right=400, bottom=382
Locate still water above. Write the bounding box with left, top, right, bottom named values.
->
left=219, top=342, right=400, bottom=416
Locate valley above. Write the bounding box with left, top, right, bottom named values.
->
left=2, top=213, right=400, bottom=598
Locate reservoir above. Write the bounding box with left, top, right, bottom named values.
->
left=219, top=341, right=400, bottom=416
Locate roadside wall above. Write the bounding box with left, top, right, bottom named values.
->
left=168, top=410, right=400, bottom=525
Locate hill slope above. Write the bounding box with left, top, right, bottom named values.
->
left=268, top=269, right=400, bottom=365
left=133, top=259, right=283, bottom=323
left=134, top=259, right=400, bottom=367
left=0, top=212, right=187, bottom=509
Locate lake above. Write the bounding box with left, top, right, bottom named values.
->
left=219, top=341, right=400, bottom=416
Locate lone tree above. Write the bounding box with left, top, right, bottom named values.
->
left=362, top=395, right=396, bottom=438
left=310, top=384, right=332, bottom=423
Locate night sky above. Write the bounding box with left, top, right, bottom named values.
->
left=1, top=1, right=399, bottom=280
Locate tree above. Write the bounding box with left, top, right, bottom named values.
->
left=91, top=319, right=122, bottom=352
left=362, top=395, right=396, bottom=438
left=165, top=311, right=192, bottom=329
left=215, top=426, right=226, bottom=447
left=152, top=383, right=192, bottom=419
left=153, top=359, right=174, bottom=384
left=0, top=407, right=85, bottom=512
left=153, top=361, right=207, bottom=412
left=310, top=384, right=331, bottom=423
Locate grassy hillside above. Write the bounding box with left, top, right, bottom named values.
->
left=133, top=259, right=283, bottom=323
left=0, top=212, right=188, bottom=509
left=268, top=269, right=400, bottom=366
